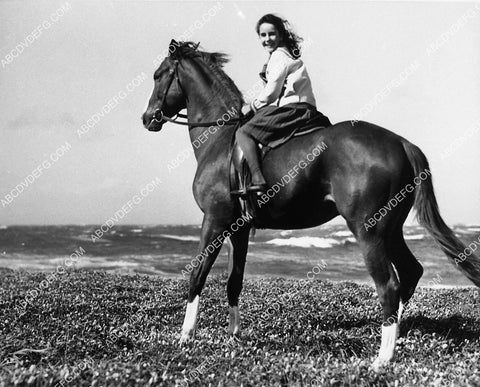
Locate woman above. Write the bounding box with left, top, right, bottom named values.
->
left=236, top=13, right=331, bottom=193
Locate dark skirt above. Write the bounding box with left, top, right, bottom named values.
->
left=238, top=102, right=332, bottom=149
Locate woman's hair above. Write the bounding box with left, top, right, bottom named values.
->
left=255, top=14, right=303, bottom=59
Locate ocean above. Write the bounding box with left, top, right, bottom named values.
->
left=1, top=224, right=479, bottom=287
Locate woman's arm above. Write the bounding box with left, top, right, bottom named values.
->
left=251, top=50, right=289, bottom=112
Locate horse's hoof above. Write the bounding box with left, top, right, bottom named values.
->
left=371, top=357, right=388, bottom=372
left=179, top=331, right=194, bottom=343
left=227, top=326, right=241, bottom=336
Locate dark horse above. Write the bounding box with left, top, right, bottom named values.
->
left=142, top=40, right=480, bottom=370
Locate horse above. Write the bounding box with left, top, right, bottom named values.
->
left=141, top=40, right=480, bottom=370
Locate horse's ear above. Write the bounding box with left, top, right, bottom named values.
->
left=194, top=42, right=200, bottom=50
left=168, top=39, right=179, bottom=57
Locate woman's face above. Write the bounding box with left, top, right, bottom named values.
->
left=258, top=23, right=282, bottom=54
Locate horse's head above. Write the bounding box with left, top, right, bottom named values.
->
left=142, top=40, right=187, bottom=132
left=142, top=40, right=243, bottom=132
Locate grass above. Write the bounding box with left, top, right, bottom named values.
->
left=0, top=269, right=479, bottom=386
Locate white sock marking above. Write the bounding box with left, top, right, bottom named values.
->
left=181, top=295, right=200, bottom=340
left=398, top=301, right=404, bottom=325
left=228, top=306, right=240, bottom=335
left=372, top=323, right=399, bottom=371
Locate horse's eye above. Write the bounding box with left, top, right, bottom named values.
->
left=153, top=70, right=164, bottom=80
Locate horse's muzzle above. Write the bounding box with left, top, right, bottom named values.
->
left=144, top=110, right=164, bottom=132
left=148, top=120, right=163, bottom=132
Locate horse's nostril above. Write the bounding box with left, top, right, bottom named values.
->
left=154, top=110, right=163, bottom=121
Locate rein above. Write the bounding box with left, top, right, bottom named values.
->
left=152, top=60, right=246, bottom=128
left=154, top=111, right=245, bottom=128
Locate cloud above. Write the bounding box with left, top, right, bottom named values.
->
left=6, top=107, right=75, bottom=131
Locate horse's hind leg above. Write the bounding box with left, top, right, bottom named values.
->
left=389, top=230, right=423, bottom=310
left=226, top=223, right=250, bottom=336
left=385, top=192, right=423, bottom=311
left=352, top=225, right=401, bottom=371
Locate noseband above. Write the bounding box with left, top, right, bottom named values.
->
left=151, top=60, right=244, bottom=128
left=151, top=60, right=180, bottom=124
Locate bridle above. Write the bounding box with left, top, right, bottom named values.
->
left=150, top=59, right=245, bottom=128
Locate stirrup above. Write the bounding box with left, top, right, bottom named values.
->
left=231, top=188, right=247, bottom=197
left=246, top=183, right=267, bottom=194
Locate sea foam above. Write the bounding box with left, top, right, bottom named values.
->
left=159, top=234, right=200, bottom=242
left=266, top=237, right=341, bottom=249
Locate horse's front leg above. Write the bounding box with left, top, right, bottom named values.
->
left=227, top=223, right=250, bottom=336
left=180, top=215, right=228, bottom=342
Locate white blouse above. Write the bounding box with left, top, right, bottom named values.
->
left=252, top=47, right=317, bottom=111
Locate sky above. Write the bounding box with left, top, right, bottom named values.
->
left=0, top=0, right=479, bottom=226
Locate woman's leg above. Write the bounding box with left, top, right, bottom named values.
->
left=235, top=129, right=267, bottom=191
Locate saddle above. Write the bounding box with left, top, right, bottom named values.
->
left=228, top=121, right=329, bottom=227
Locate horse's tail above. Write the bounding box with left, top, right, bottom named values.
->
left=402, top=139, right=480, bottom=287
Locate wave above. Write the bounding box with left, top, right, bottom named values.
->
left=266, top=237, right=342, bottom=249
left=159, top=234, right=200, bottom=242
left=330, top=230, right=353, bottom=238
left=404, top=234, right=425, bottom=240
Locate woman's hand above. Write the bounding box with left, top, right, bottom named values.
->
left=241, top=104, right=253, bottom=117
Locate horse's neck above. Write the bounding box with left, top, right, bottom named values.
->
left=187, top=107, right=236, bottom=163
left=185, top=82, right=239, bottom=161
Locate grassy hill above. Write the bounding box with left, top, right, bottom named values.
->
left=0, top=270, right=479, bottom=386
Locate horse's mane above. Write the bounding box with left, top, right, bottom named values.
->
left=169, top=41, right=244, bottom=107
